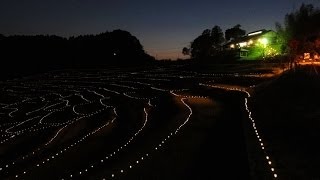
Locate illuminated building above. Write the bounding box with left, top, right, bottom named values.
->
left=223, top=29, right=281, bottom=60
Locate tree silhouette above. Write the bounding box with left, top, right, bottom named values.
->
left=225, top=24, right=246, bottom=41
left=277, top=4, right=320, bottom=56
left=190, top=26, right=225, bottom=59
left=0, top=30, right=154, bottom=80
left=211, top=26, right=225, bottom=49
left=182, top=47, right=190, bottom=56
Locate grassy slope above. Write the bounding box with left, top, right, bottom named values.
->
left=252, top=67, right=320, bottom=179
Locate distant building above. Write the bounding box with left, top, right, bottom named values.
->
left=223, top=29, right=280, bottom=60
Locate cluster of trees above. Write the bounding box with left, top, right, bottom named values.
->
left=276, top=3, right=320, bottom=59
left=183, top=3, right=320, bottom=62
left=0, top=30, right=154, bottom=79
left=182, top=25, right=246, bottom=60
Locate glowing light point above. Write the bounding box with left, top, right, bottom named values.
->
left=259, top=38, right=268, bottom=46
left=274, top=174, right=278, bottom=178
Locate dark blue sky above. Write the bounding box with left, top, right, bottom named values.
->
left=0, top=0, right=319, bottom=59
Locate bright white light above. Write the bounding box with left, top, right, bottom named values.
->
left=239, top=42, right=247, bottom=47
left=248, top=31, right=263, bottom=36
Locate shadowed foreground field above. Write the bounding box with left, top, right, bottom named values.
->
left=252, top=67, right=320, bottom=180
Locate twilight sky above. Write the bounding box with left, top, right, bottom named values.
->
left=0, top=0, right=319, bottom=59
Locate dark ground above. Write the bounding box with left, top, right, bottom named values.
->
left=252, top=66, right=320, bottom=180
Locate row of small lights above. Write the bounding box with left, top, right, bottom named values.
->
left=110, top=84, right=138, bottom=90
left=170, top=90, right=208, bottom=99
left=63, top=106, right=149, bottom=179
left=98, top=92, right=196, bottom=180
left=21, top=76, right=156, bottom=179
left=0, top=122, right=19, bottom=138
left=1, top=92, right=114, bottom=174
left=12, top=107, right=116, bottom=179
left=5, top=116, right=41, bottom=134
left=199, top=82, right=278, bottom=179
left=3, top=81, right=152, bottom=178
left=0, top=106, right=111, bottom=174
left=1, top=70, right=260, bottom=179
left=194, top=72, right=263, bottom=77
left=123, top=92, right=155, bottom=101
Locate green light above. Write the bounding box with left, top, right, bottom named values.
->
left=259, top=38, right=268, bottom=46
